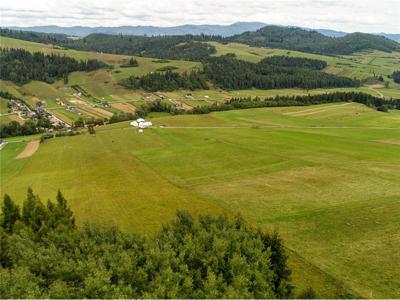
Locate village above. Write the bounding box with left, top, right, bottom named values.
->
left=6, top=98, right=69, bottom=129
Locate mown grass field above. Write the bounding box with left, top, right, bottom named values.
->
left=1, top=103, right=399, bottom=298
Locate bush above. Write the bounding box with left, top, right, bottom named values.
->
left=297, top=287, right=317, bottom=299
left=377, top=105, right=389, bottom=112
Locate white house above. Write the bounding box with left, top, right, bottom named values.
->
left=130, top=118, right=153, bottom=129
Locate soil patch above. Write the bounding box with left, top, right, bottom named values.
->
left=17, top=140, right=40, bottom=159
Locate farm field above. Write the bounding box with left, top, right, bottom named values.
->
left=1, top=103, right=399, bottom=298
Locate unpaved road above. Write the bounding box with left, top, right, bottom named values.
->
left=17, top=140, right=40, bottom=159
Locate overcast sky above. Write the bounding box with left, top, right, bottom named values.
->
left=1, top=0, right=399, bottom=33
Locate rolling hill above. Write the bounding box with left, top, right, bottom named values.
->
left=6, top=23, right=400, bottom=42
left=230, top=26, right=400, bottom=55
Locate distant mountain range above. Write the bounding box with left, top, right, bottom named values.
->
left=6, top=22, right=400, bottom=42
left=7, top=22, right=266, bottom=37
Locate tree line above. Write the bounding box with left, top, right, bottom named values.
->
left=121, top=70, right=208, bottom=92
left=189, top=92, right=400, bottom=114
left=0, top=48, right=107, bottom=85
left=1, top=189, right=293, bottom=298
left=0, top=116, right=52, bottom=138
left=392, top=71, right=400, bottom=84
left=202, top=55, right=359, bottom=90
left=134, top=92, right=399, bottom=117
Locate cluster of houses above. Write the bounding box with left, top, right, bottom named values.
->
left=9, top=98, right=70, bottom=129
left=10, top=100, right=37, bottom=118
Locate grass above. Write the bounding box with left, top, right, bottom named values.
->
left=1, top=103, right=399, bottom=298
left=0, top=98, right=10, bottom=114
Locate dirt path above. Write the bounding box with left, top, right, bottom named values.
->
left=284, top=103, right=352, bottom=116
left=376, top=139, right=400, bottom=145
left=17, top=140, right=40, bottom=159
left=368, top=87, right=384, bottom=98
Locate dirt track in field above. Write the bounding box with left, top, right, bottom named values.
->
left=284, top=103, right=352, bottom=116
left=376, top=139, right=400, bottom=145
left=17, top=140, right=40, bottom=159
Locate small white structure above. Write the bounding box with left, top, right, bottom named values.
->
left=130, top=118, right=153, bottom=129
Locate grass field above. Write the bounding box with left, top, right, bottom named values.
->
left=1, top=103, right=399, bottom=298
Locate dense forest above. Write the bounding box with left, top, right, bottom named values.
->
left=259, top=56, right=327, bottom=70
left=121, top=70, right=208, bottom=91
left=203, top=55, right=359, bottom=90
left=0, top=48, right=107, bottom=84
left=0, top=189, right=293, bottom=298
left=229, top=26, right=400, bottom=55
left=393, top=71, right=400, bottom=84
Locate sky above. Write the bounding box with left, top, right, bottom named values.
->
left=1, top=0, right=399, bottom=33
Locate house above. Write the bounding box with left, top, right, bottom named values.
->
left=36, top=101, right=46, bottom=113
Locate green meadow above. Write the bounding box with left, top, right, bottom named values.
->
left=1, top=103, right=399, bottom=298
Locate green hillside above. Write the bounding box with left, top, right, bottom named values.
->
left=2, top=103, right=399, bottom=297
left=230, top=26, right=400, bottom=55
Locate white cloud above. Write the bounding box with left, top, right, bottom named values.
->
left=0, top=0, right=399, bottom=33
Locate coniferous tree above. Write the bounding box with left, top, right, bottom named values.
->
left=1, top=194, right=20, bottom=233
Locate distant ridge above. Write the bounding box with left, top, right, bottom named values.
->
left=6, top=22, right=400, bottom=42
left=7, top=22, right=267, bottom=37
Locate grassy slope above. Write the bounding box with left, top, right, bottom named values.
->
left=2, top=36, right=399, bottom=106
left=2, top=103, right=399, bottom=298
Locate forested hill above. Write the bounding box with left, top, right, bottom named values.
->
left=0, top=29, right=218, bottom=61
left=229, top=26, right=400, bottom=55
left=66, top=33, right=217, bottom=60
left=1, top=27, right=399, bottom=61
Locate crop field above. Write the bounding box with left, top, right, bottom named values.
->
left=1, top=102, right=399, bottom=298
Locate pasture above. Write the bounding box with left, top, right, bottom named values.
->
left=1, top=103, right=399, bottom=298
